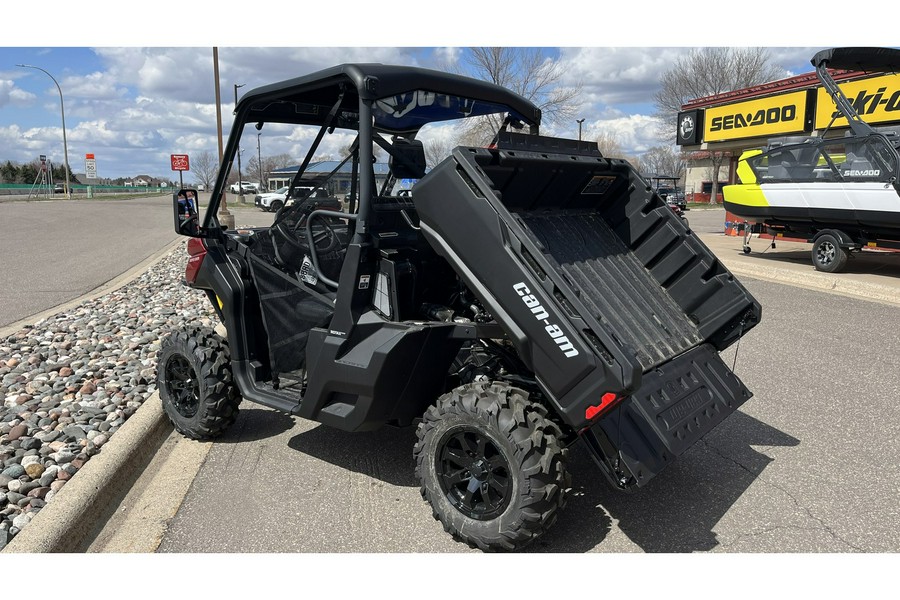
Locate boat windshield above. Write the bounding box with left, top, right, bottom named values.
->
left=747, top=135, right=899, bottom=184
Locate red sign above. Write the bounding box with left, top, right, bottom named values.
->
left=171, top=154, right=190, bottom=171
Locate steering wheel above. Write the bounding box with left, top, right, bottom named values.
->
left=178, top=214, right=199, bottom=234
left=273, top=218, right=339, bottom=256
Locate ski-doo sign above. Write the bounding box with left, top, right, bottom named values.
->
left=705, top=90, right=812, bottom=142
left=814, top=73, right=900, bottom=130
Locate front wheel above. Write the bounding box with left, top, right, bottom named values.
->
left=269, top=199, right=283, bottom=213
left=157, top=327, right=241, bottom=440
left=812, top=233, right=848, bottom=273
left=414, top=382, right=570, bottom=552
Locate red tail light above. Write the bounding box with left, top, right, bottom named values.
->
left=185, top=238, right=207, bottom=284
left=585, top=392, right=623, bottom=421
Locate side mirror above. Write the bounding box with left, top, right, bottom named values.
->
left=173, top=189, right=201, bottom=236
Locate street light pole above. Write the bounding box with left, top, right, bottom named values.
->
left=257, top=132, right=263, bottom=191
left=213, top=48, right=234, bottom=230
left=18, top=64, right=72, bottom=199
left=234, top=83, right=245, bottom=201
left=576, top=118, right=585, bottom=142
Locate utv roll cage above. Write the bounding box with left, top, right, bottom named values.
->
left=201, top=64, right=542, bottom=238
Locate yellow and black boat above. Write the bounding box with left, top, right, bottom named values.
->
left=723, top=47, right=900, bottom=272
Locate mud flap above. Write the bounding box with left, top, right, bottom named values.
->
left=582, top=343, right=753, bottom=489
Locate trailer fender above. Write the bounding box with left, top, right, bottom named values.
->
left=810, top=229, right=861, bottom=250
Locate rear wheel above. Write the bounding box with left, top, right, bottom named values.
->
left=414, top=381, right=569, bottom=552
left=157, top=327, right=241, bottom=439
left=812, top=233, right=848, bottom=273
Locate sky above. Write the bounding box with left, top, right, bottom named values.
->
left=0, top=2, right=886, bottom=182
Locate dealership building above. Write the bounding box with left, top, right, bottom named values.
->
left=676, top=66, right=900, bottom=203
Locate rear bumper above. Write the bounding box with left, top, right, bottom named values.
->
left=581, top=343, right=753, bottom=489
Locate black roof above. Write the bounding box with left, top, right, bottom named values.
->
left=235, top=63, right=542, bottom=135
left=812, top=47, right=900, bottom=72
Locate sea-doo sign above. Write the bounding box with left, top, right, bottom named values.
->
left=814, top=73, right=900, bottom=130
left=704, top=90, right=812, bottom=142
left=676, top=109, right=702, bottom=145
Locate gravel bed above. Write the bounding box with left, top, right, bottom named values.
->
left=0, top=241, right=217, bottom=549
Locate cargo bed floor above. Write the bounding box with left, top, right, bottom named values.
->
left=519, top=211, right=702, bottom=370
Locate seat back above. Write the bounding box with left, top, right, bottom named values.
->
left=389, top=138, right=427, bottom=180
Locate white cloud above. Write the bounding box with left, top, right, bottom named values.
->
left=2, top=45, right=851, bottom=178
left=586, top=114, right=667, bottom=155
left=0, top=80, right=36, bottom=108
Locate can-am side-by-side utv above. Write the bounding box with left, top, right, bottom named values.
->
left=158, top=63, right=761, bottom=551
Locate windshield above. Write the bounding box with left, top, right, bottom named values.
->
left=373, top=90, right=524, bottom=132
left=747, top=136, right=899, bottom=183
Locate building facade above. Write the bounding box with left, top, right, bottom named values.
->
left=677, top=68, right=900, bottom=203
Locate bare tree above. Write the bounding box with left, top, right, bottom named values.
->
left=641, top=145, right=686, bottom=178
left=704, top=151, right=731, bottom=204
left=594, top=130, right=625, bottom=157
left=593, top=130, right=642, bottom=170
left=654, top=48, right=788, bottom=140
left=457, top=47, right=582, bottom=145
left=191, top=151, right=218, bottom=189
left=423, top=136, right=455, bottom=169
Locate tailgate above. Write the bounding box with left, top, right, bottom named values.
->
left=582, top=343, right=752, bottom=488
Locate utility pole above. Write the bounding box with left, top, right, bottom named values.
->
left=234, top=83, right=245, bottom=202
left=576, top=118, right=585, bottom=141
left=213, top=48, right=234, bottom=229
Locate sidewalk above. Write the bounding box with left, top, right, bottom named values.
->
left=699, top=232, right=900, bottom=307
left=4, top=230, right=900, bottom=553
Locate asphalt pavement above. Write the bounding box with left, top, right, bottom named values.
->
left=5, top=206, right=900, bottom=559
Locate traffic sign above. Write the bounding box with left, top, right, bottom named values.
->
left=85, top=153, right=97, bottom=179
left=171, top=154, right=190, bottom=171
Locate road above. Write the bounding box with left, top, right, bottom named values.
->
left=0, top=195, right=272, bottom=331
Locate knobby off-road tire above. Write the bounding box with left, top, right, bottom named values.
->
left=414, top=381, right=570, bottom=552
left=157, top=326, right=241, bottom=440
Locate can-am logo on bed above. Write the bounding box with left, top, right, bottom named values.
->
left=513, top=282, right=579, bottom=358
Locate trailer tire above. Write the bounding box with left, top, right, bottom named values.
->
left=812, top=233, right=848, bottom=273
left=414, top=381, right=570, bottom=552
left=157, top=327, right=241, bottom=440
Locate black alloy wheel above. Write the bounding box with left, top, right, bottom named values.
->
left=164, top=354, right=200, bottom=419
left=437, top=426, right=512, bottom=521
left=812, top=233, right=848, bottom=273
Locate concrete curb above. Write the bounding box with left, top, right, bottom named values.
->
left=2, top=393, right=171, bottom=553
left=722, top=260, right=900, bottom=307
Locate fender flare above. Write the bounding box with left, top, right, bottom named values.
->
left=810, top=228, right=860, bottom=250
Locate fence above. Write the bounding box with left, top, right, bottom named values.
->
left=0, top=184, right=170, bottom=198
